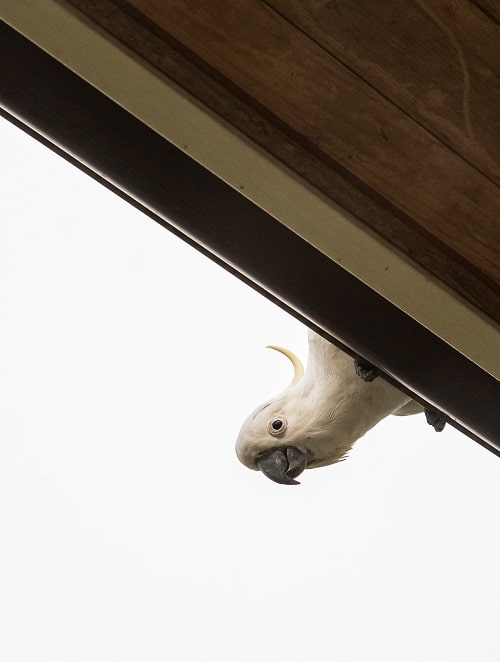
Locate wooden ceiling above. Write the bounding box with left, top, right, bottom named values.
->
left=67, top=0, right=500, bottom=325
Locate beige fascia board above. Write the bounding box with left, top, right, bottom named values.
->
left=1, top=0, right=499, bottom=380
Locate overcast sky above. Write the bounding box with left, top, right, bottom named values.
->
left=1, top=114, right=500, bottom=661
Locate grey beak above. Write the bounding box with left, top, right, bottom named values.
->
left=257, top=447, right=307, bottom=485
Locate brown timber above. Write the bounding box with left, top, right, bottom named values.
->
left=65, top=0, right=500, bottom=324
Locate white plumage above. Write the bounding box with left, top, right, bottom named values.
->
left=236, top=330, right=423, bottom=484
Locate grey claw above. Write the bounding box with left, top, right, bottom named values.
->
left=425, top=408, right=447, bottom=432
left=354, top=359, right=381, bottom=383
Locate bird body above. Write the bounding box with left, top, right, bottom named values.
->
left=236, top=330, right=423, bottom=483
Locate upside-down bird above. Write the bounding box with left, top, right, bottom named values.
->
left=236, top=330, right=446, bottom=485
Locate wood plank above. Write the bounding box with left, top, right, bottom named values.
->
left=267, top=0, right=500, bottom=187
left=120, top=0, right=500, bottom=286
left=63, top=0, right=500, bottom=324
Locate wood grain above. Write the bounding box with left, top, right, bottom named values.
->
left=470, top=0, right=500, bottom=24
left=63, top=0, right=500, bottom=324
left=267, top=0, right=500, bottom=186
left=121, top=0, right=500, bottom=282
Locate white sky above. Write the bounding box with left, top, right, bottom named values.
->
left=1, top=115, right=500, bottom=661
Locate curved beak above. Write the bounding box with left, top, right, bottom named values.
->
left=257, top=447, right=307, bottom=485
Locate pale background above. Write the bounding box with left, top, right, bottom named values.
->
left=1, top=115, right=499, bottom=661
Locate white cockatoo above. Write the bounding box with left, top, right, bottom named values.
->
left=236, top=330, right=445, bottom=484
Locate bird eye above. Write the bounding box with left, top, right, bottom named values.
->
left=268, top=417, right=287, bottom=435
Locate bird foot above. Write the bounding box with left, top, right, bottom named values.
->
left=354, top=359, right=381, bottom=383
left=425, top=408, right=447, bottom=432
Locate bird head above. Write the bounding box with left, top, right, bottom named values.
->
left=235, top=345, right=337, bottom=485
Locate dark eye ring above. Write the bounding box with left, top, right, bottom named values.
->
left=268, top=417, right=287, bottom=435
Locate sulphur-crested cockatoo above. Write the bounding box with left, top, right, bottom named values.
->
left=236, top=330, right=444, bottom=485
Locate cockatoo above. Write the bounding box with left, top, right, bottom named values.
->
left=236, top=330, right=445, bottom=485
